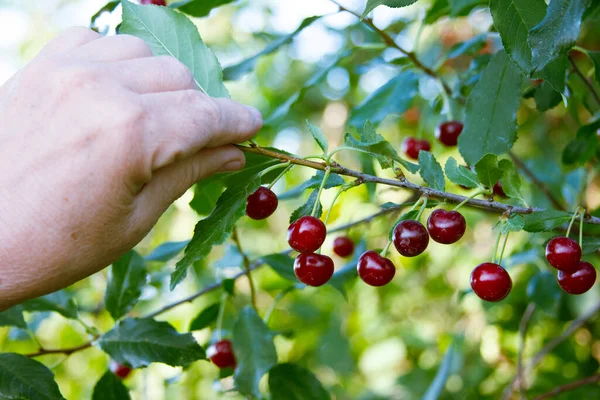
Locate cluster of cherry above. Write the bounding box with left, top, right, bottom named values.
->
left=546, top=236, right=597, bottom=295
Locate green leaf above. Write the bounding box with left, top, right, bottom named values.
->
left=232, top=306, right=278, bottom=398
left=562, top=120, right=600, bottom=165
left=98, top=318, right=205, bottom=368
left=262, top=254, right=297, bottom=282
left=388, top=210, right=420, bottom=241
left=91, top=1, right=120, bottom=26
left=0, top=306, right=26, bottom=329
left=0, top=353, right=65, bottom=400
left=145, top=240, right=189, bottom=262
left=173, top=0, right=235, bottom=18
left=269, top=363, right=331, bottom=400
left=328, top=240, right=366, bottom=297
left=447, top=34, right=487, bottom=59
left=458, top=51, right=523, bottom=166
left=425, top=0, right=450, bottom=24
left=172, top=176, right=261, bottom=289
left=222, top=279, right=236, bottom=296
left=223, top=16, right=320, bottom=81
left=105, top=251, right=147, bottom=321
left=500, top=214, right=525, bottom=234
left=490, top=0, right=547, bottom=72
left=289, top=190, right=322, bottom=224
left=589, top=51, right=600, bottom=84
left=444, top=157, right=480, bottom=189
left=189, top=303, right=220, bottom=331
left=534, top=81, right=563, bottom=111
left=535, top=56, right=568, bottom=94
left=418, top=151, right=445, bottom=191
left=349, top=72, right=418, bottom=129
left=190, top=179, right=224, bottom=215
left=527, top=272, right=561, bottom=315
left=120, top=0, right=228, bottom=98
left=22, top=291, right=78, bottom=320
left=92, top=370, right=131, bottom=400
left=448, top=0, right=487, bottom=16
left=498, top=159, right=526, bottom=204
left=214, top=245, right=243, bottom=269
left=306, top=120, right=329, bottom=154
left=363, top=0, right=418, bottom=16
left=279, top=171, right=345, bottom=200
left=523, top=210, right=572, bottom=232
left=474, top=154, right=502, bottom=189
left=582, top=236, right=600, bottom=254
left=528, top=0, right=591, bottom=72
left=422, top=342, right=456, bottom=400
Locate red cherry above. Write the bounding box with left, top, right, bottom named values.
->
left=435, top=121, right=463, bottom=146
left=493, top=182, right=506, bottom=197
left=140, top=0, right=167, bottom=5
left=333, top=236, right=354, bottom=258
left=357, top=251, right=396, bottom=287
left=287, top=216, right=327, bottom=253
left=427, top=209, right=466, bottom=244
left=402, top=137, right=431, bottom=160
left=110, top=361, right=132, bottom=379
left=294, top=253, right=335, bottom=286
left=246, top=186, right=278, bottom=220
left=207, top=339, right=237, bottom=369
left=557, top=261, right=597, bottom=295
left=470, top=263, right=512, bottom=302
left=545, top=236, right=582, bottom=272
left=392, top=220, right=429, bottom=257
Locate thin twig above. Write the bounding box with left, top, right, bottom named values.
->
left=533, top=373, right=600, bottom=400
left=25, top=341, right=93, bottom=358
left=231, top=226, right=257, bottom=310
left=568, top=54, right=600, bottom=107
left=503, top=303, right=536, bottom=400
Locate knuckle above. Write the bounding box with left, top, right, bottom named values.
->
left=119, top=35, right=152, bottom=56
left=163, top=57, right=194, bottom=86
left=64, top=26, right=100, bottom=42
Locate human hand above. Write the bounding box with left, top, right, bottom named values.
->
left=0, top=27, right=262, bottom=309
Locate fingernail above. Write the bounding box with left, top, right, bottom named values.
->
left=221, top=159, right=244, bottom=172
left=246, top=106, right=263, bottom=129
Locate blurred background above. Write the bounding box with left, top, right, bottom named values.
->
left=1, top=0, right=600, bottom=399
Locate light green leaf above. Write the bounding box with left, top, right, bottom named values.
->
left=189, top=304, right=220, bottom=331
left=105, top=251, right=147, bottom=321
left=145, top=240, right=189, bottom=262
left=458, top=51, right=523, bottom=166
left=172, top=176, right=261, bottom=289
left=262, top=254, right=297, bottom=282
left=120, top=0, right=228, bottom=98
left=279, top=171, right=344, bottom=200
left=306, top=120, right=328, bottom=154
left=22, top=291, right=78, bottom=320
left=98, top=318, right=205, bottom=368
left=528, top=0, right=591, bottom=72
left=582, top=236, right=600, bottom=254
left=92, top=370, right=131, bottom=400
left=523, top=210, right=572, bottom=232
left=418, top=151, right=445, bottom=191
left=0, top=353, right=65, bottom=400
left=474, top=154, right=502, bottom=189
left=0, top=306, right=26, bottom=329
left=425, top=0, right=450, bottom=24
left=233, top=307, right=278, bottom=398
left=363, top=0, right=418, bottom=16
left=498, top=159, right=526, bottom=204
left=269, top=363, right=331, bottom=400
left=500, top=214, right=525, bottom=234
left=444, top=157, right=480, bottom=189
left=173, top=0, right=235, bottom=18
left=289, top=190, right=322, bottom=224
left=422, top=342, right=456, bottom=400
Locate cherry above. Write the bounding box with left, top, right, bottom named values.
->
left=392, top=220, right=429, bottom=257
left=357, top=251, right=396, bottom=287
left=545, top=236, right=582, bottom=272
left=435, top=121, right=463, bottom=147
left=207, top=339, right=237, bottom=369
left=427, top=209, right=466, bottom=244
left=470, top=263, right=512, bottom=302
left=287, top=216, right=327, bottom=253
left=294, top=253, right=335, bottom=286
left=493, top=181, right=506, bottom=197
left=333, top=236, right=354, bottom=258
left=557, top=261, right=597, bottom=295
left=140, top=0, right=167, bottom=5
left=246, top=186, right=278, bottom=220
left=402, top=137, right=431, bottom=160
left=110, top=361, right=132, bottom=379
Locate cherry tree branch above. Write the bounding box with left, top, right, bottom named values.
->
left=533, top=373, right=600, bottom=400
left=24, top=341, right=94, bottom=358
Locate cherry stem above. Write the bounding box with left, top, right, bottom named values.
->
left=416, top=197, right=428, bottom=221
left=498, top=232, right=510, bottom=265
left=453, top=189, right=486, bottom=211
left=380, top=240, right=393, bottom=258
left=267, top=163, right=293, bottom=190
left=231, top=227, right=257, bottom=311
left=311, top=167, right=331, bottom=217
left=216, top=293, right=228, bottom=341
left=259, top=161, right=291, bottom=180
left=579, top=210, right=584, bottom=248
left=493, top=230, right=503, bottom=264
left=565, top=207, right=581, bottom=237
left=263, top=287, right=294, bottom=326
left=407, top=197, right=424, bottom=213
left=324, top=186, right=345, bottom=226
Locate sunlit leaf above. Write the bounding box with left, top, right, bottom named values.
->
left=0, top=353, right=65, bottom=400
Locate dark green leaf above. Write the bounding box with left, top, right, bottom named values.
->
left=233, top=306, right=278, bottom=397
left=262, top=254, right=297, bottom=282
left=562, top=120, right=600, bottom=165
left=447, top=34, right=487, bottom=59
left=445, top=157, right=480, bottom=189
left=223, top=16, right=320, bottom=81
left=458, top=51, right=523, bottom=166
left=189, top=304, right=220, bottom=331
left=306, top=121, right=328, bottom=154
left=582, top=236, right=600, bottom=254
left=523, top=210, right=572, bottom=232
left=145, top=241, right=189, bottom=262
left=474, top=154, right=502, bottom=189
left=422, top=342, right=456, bottom=400
left=500, top=215, right=525, bottom=234
left=92, top=370, right=131, bottom=400
left=22, top=291, right=78, bottom=320
left=98, top=318, right=205, bottom=368
left=269, top=363, right=331, bottom=400
left=105, top=251, right=147, bottom=321
left=280, top=171, right=345, bottom=200
left=535, top=56, right=568, bottom=94
left=0, top=306, right=26, bottom=329
left=418, top=151, right=445, bottom=191
left=349, top=72, right=419, bottom=128
left=498, top=159, right=526, bottom=204
left=172, top=176, right=261, bottom=289
left=222, top=279, right=236, bottom=296
left=425, top=0, right=450, bottom=25
left=534, top=81, right=563, bottom=111
left=589, top=51, right=600, bottom=84
left=0, top=353, right=65, bottom=400
left=363, top=0, right=418, bottom=16
left=290, top=190, right=322, bottom=224
left=448, top=0, right=487, bottom=16
left=173, top=0, right=235, bottom=18
left=121, top=0, right=228, bottom=97
left=528, top=0, right=591, bottom=72
left=91, top=1, right=120, bottom=26
left=527, top=272, right=561, bottom=314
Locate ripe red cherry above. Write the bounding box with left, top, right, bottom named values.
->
left=140, top=0, right=167, bottom=5
left=333, top=236, right=354, bottom=258
left=435, top=121, right=463, bottom=146
left=402, top=137, right=431, bottom=160
left=493, top=182, right=506, bottom=197
left=427, top=209, right=466, bottom=244
left=294, top=253, right=335, bottom=286
left=207, top=339, right=237, bottom=369
left=110, top=361, right=132, bottom=379
left=470, top=263, right=512, bottom=302
left=557, top=261, right=597, bottom=295
left=392, top=220, right=429, bottom=257
left=287, top=216, right=327, bottom=253
left=357, top=251, right=396, bottom=287
left=545, top=236, right=582, bottom=272
left=246, top=186, right=278, bottom=220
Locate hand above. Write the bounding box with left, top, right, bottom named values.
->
left=0, top=27, right=262, bottom=309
